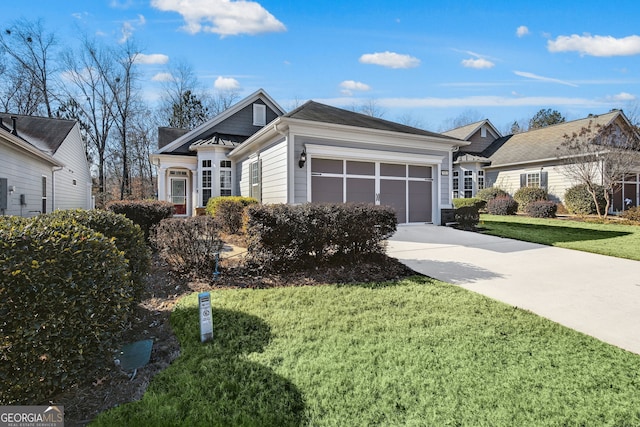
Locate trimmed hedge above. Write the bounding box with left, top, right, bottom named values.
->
left=206, top=197, right=258, bottom=234
left=246, top=203, right=397, bottom=270
left=47, top=209, right=150, bottom=301
left=152, top=216, right=224, bottom=276
left=525, top=200, right=558, bottom=218
left=513, top=187, right=548, bottom=211
left=621, top=206, right=640, bottom=222
left=454, top=205, right=480, bottom=230
left=564, top=184, right=607, bottom=215
left=452, top=197, right=486, bottom=210
left=486, top=196, right=519, bottom=215
left=107, top=200, right=174, bottom=241
left=1, top=215, right=133, bottom=405
left=476, top=187, right=509, bottom=202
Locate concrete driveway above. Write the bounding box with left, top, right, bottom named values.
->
left=387, top=225, right=640, bottom=355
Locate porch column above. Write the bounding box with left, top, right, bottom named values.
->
left=190, top=167, right=198, bottom=216
left=157, top=166, right=167, bottom=202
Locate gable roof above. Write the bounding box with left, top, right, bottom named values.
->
left=484, top=111, right=624, bottom=168
left=285, top=101, right=460, bottom=140
left=156, top=88, right=285, bottom=154
left=442, top=119, right=501, bottom=141
left=0, top=126, right=63, bottom=166
left=0, top=113, right=75, bottom=156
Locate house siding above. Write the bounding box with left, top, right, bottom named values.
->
left=0, top=141, right=54, bottom=217
left=52, top=124, right=92, bottom=210
left=260, top=139, right=288, bottom=203
left=465, top=128, right=498, bottom=153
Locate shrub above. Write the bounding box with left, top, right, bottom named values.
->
left=513, top=187, right=548, bottom=211
left=152, top=216, right=224, bottom=276
left=564, top=184, right=607, bottom=215
left=107, top=200, right=174, bottom=242
left=454, top=205, right=480, bottom=230
left=486, top=196, right=519, bottom=215
left=47, top=209, right=150, bottom=301
left=621, top=206, right=640, bottom=222
left=1, top=215, right=132, bottom=404
left=246, top=203, right=397, bottom=270
left=452, top=197, right=486, bottom=210
left=526, top=200, right=558, bottom=218
left=206, top=197, right=258, bottom=234
left=476, top=187, right=509, bottom=202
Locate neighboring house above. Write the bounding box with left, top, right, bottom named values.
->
left=151, top=89, right=467, bottom=224
left=0, top=113, right=92, bottom=217
left=443, top=111, right=640, bottom=212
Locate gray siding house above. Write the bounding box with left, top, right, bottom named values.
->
left=443, top=111, right=640, bottom=212
left=152, top=89, right=467, bottom=224
left=0, top=114, right=92, bottom=217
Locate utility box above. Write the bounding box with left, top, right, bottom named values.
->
left=199, top=292, right=213, bottom=343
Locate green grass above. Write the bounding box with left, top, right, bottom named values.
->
left=480, top=214, right=640, bottom=260
left=92, top=278, right=640, bottom=426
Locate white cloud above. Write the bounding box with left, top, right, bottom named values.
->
left=548, top=34, right=640, bottom=57
left=339, top=80, right=371, bottom=95
left=119, top=14, right=146, bottom=43
left=152, top=72, right=174, bottom=82
left=135, top=53, right=170, bottom=65
left=151, top=0, right=286, bottom=36
left=514, top=70, right=578, bottom=87
left=604, top=92, right=637, bottom=102
left=359, top=51, right=420, bottom=69
left=214, top=76, right=240, bottom=91
left=516, top=26, right=530, bottom=37
left=461, top=58, right=495, bottom=69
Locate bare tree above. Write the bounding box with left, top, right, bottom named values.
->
left=128, top=115, right=156, bottom=199
left=61, top=35, right=118, bottom=206
left=440, top=109, right=483, bottom=131
left=207, top=88, right=241, bottom=116
left=0, top=18, right=58, bottom=117
left=558, top=119, right=640, bottom=217
left=157, top=60, right=210, bottom=127
left=396, top=112, right=427, bottom=130
left=349, top=98, right=386, bottom=118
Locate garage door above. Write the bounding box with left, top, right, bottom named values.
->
left=311, top=158, right=433, bottom=223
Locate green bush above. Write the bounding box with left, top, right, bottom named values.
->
left=564, top=184, right=607, bottom=215
left=206, top=197, right=258, bottom=234
left=452, top=197, right=486, bottom=210
left=513, top=187, right=548, bottom=211
left=454, top=205, right=480, bottom=230
left=486, top=196, right=518, bottom=215
left=525, top=200, right=558, bottom=218
left=246, top=203, right=397, bottom=270
left=152, top=216, right=224, bottom=277
left=621, top=206, right=640, bottom=222
left=107, top=200, right=174, bottom=242
left=48, top=209, right=150, bottom=301
left=1, top=215, right=133, bottom=405
left=476, top=187, right=509, bottom=202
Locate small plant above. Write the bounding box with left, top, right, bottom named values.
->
left=621, top=206, right=640, bottom=222
left=486, top=196, right=518, bottom=215
left=564, top=184, right=607, bottom=215
left=454, top=205, right=480, bottom=230
left=476, top=187, right=509, bottom=202
left=514, top=187, right=548, bottom=211
left=525, top=200, right=558, bottom=218
left=206, top=196, right=258, bottom=217
left=207, top=197, right=257, bottom=234
left=152, top=216, right=224, bottom=276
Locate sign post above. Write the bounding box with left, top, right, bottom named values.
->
left=198, top=292, right=213, bottom=343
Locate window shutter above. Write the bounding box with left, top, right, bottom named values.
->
left=541, top=171, right=548, bottom=190
left=0, top=178, right=7, bottom=211
left=520, top=173, right=526, bottom=188
left=257, top=159, right=262, bottom=202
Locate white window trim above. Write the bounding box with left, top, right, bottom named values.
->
left=253, top=103, right=266, bottom=126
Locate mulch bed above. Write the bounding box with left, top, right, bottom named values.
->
left=52, top=244, right=418, bottom=426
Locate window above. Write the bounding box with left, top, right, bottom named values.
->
left=464, top=170, right=473, bottom=198
left=250, top=160, right=261, bottom=200
left=526, top=172, right=540, bottom=188
left=452, top=171, right=459, bottom=198
left=481, top=126, right=487, bottom=138
left=202, top=159, right=211, bottom=168
left=202, top=159, right=213, bottom=206
left=220, top=160, right=232, bottom=196
left=477, top=171, right=484, bottom=190
left=41, top=176, right=47, bottom=214
left=253, top=103, right=266, bottom=126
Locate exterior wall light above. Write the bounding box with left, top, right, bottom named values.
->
left=298, top=149, right=307, bottom=168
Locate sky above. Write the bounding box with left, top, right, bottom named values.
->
left=4, top=0, right=640, bottom=133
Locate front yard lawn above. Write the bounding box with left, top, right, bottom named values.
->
left=92, top=277, right=640, bottom=426
left=480, top=214, right=640, bottom=261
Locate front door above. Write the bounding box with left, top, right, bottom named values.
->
left=171, top=178, right=187, bottom=215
